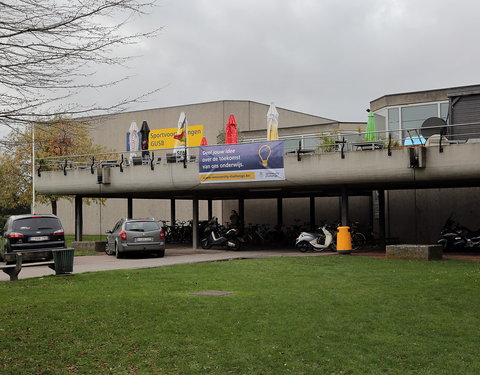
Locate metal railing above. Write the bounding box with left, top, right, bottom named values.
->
left=35, top=121, right=480, bottom=173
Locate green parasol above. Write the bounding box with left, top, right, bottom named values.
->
left=364, top=109, right=377, bottom=142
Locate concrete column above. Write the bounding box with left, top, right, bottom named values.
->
left=369, top=192, right=374, bottom=240
left=170, top=199, right=176, bottom=225
left=75, top=195, right=83, bottom=241
left=309, top=196, right=316, bottom=230
left=192, top=195, right=199, bottom=249
left=207, top=199, right=213, bottom=220
left=277, top=198, right=283, bottom=228
left=51, top=200, right=57, bottom=216
left=378, top=189, right=386, bottom=249
left=127, top=198, right=133, bottom=219
left=341, top=188, right=349, bottom=226
left=238, top=198, right=245, bottom=232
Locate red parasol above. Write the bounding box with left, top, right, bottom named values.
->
left=225, top=114, right=238, bottom=144
left=200, top=137, right=208, bottom=146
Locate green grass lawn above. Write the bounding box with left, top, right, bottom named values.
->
left=0, top=256, right=479, bottom=375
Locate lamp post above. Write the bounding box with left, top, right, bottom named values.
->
left=31, top=122, right=35, bottom=214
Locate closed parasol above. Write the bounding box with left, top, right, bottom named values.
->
left=225, top=114, right=238, bottom=144
left=364, top=109, right=377, bottom=142
left=139, top=120, right=150, bottom=157
left=267, top=102, right=279, bottom=141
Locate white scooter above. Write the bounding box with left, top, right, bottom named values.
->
left=295, top=225, right=335, bottom=252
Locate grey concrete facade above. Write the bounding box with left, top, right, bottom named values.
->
left=35, top=90, right=480, bottom=244
left=36, top=142, right=480, bottom=243
left=87, top=100, right=341, bottom=150
left=35, top=100, right=361, bottom=236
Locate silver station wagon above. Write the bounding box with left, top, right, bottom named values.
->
left=105, top=218, right=165, bottom=258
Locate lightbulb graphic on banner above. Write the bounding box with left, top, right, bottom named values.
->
left=258, top=144, right=272, bottom=167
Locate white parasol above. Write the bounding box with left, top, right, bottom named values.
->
left=129, top=121, right=139, bottom=161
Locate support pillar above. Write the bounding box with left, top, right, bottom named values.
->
left=309, top=196, right=316, bottom=230
left=238, top=198, right=245, bottom=232
left=51, top=199, right=58, bottom=216
left=127, top=197, right=133, bottom=219
left=75, top=195, right=83, bottom=241
left=340, top=188, right=349, bottom=226
left=207, top=199, right=213, bottom=220
left=277, top=198, right=283, bottom=228
left=192, top=195, right=199, bottom=249
left=170, top=199, right=176, bottom=225
left=378, top=189, right=386, bottom=249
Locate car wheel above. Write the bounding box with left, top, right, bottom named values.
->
left=115, top=242, right=124, bottom=259
left=156, top=249, right=165, bottom=258
left=105, top=243, right=115, bottom=256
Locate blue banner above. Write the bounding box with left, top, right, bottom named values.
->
left=199, top=141, right=285, bottom=183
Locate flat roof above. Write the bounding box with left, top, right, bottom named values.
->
left=371, top=83, right=480, bottom=104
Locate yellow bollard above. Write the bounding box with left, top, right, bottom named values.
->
left=337, top=226, right=352, bottom=255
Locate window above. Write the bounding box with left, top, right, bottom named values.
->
left=388, top=108, right=400, bottom=138
left=375, top=113, right=386, bottom=133
left=12, top=217, right=62, bottom=232
left=126, top=221, right=160, bottom=232
left=401, top=104, right=437, bottom=140
left=440, top=102, right=449, bottom=121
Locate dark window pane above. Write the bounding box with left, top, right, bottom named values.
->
left=126, top=221, right=160, bottom=231
left=12, top=217, right=62, bottom=231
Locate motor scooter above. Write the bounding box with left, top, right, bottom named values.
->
left=200, top=217, right=241, bottom=250
left=295, top=224, right=335, bottom=252
left=438, top=216, right=480, bottom=251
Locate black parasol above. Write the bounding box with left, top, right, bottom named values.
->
left=139, top=120, right=150, bottom=157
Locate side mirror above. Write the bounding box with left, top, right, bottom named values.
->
left=105, top=230, right=112, bottom=234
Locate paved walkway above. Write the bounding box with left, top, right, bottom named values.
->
left=0, top=247, right=333, bottom=281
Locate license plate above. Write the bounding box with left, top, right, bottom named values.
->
left=29, top=236, right=49, bottom=241
left=135, top=237, right=153, bottom=242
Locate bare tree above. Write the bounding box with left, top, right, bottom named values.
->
left=0, top=0, right=159, bottom=130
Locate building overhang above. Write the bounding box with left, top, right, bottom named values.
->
left=35, top=143, right=480, bottom=200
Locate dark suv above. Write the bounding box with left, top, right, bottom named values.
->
left=0, top=214, right=66, bottom=263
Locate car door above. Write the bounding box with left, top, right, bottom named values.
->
left=107, top=220, right=122, bottom=249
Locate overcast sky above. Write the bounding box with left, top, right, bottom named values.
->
left=95, top=0, right=480, bottom=123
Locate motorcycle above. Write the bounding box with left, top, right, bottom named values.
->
left=200, top=217, right=242, bottom=250
left=295, top=224, right=335, bottom=252
left=438, top=217, right=480, bottom=251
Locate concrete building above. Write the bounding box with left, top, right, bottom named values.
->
left=35, top=86, right=480, bottom=245
left=36, top=100, right=367, bottom=238
left=370, top=84, right=480, bottom=243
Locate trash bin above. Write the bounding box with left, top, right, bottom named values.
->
left=52, top=248, right=75, bottom=274
left=336, top=226, right=352, bottom=255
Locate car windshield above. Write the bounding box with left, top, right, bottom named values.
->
left=125, top=221, right=160, bottom=232
left=12, top=217, right=62, bottom=232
